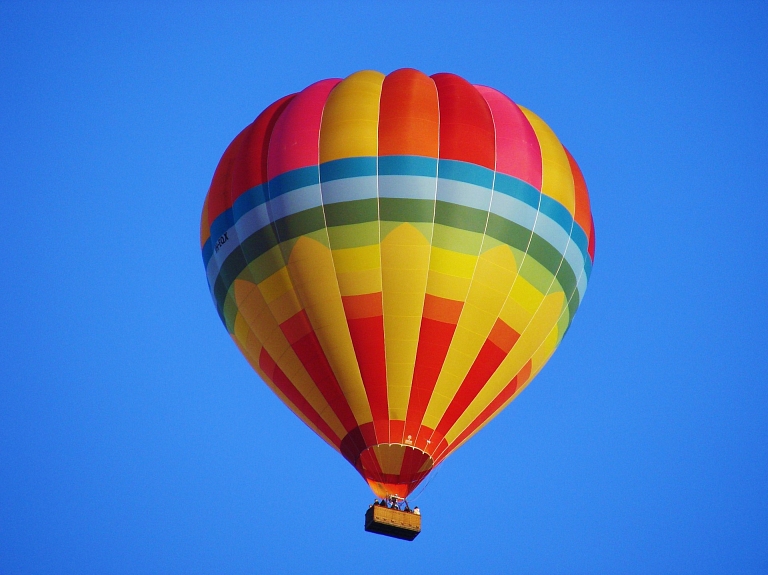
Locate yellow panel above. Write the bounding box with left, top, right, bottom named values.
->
left=332, top=244, right=381, bottom=273
left=319, top=70, right=385, bottom=162
left=231, top=280, right=348, bottom=441
left=429, top=246, right=476, bottom=278
left=443, top=290, right=565, bottom=443
left=425, top=270, right=471, bottom=301
left=336, top=269, right=382, bottom=296
left=381, top=223, right=432, bottom=420
left=287, top=236, right=372, bottom=424
left=372, top=444, right=406, bottom=475
left=506, top=275, right=544, bottom=315
left=519, top=106, right=575, bottom=216
left=258, top=267, right=294, bottom=304
left=420, top=244, right=519, bottom=429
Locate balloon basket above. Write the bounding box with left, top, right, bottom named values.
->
left=364, top=505, right=421, bottom=541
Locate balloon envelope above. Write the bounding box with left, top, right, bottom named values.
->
left=200, top=69, right=595, bottom=498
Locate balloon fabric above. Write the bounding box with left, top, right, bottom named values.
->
left=200, top=69, right=595, bottom=499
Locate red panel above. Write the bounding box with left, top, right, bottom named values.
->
left=436, top=360, right=533, bottom=464
left=379, top=68, right=439, bottom=158
left=403, top=314, right=461, bottom=441
left=373, top=419, right=390, bottom=444
left=431, top=73, right=495, bottom=170
left=341, top=293, right=387, bottom=424
left=267, top=78, right=340, bottom=179
left=346, top=315, right=388, bottom=423
left=422, top=293, right=463, bottom=323
left=258, top=348, right=341, bottom=447
left=434, top=340, right=507, bottom=438
left=588, top=213, right=596, bottom=262
left=475, top=85, right=542, bottom=190
left=341, top=292, right=383, bottom=319
left=205, top=126, right=247, bottom=226
left=487, top=319, right=520, bottom=354
left=565, top=147, right=593, bottom=246
left=279, top=310, right=314, bottom=345
left=230, top=95, right=294, bottom=200
left=279, top=312, right=359, bottom=432
left=390, top=419, right=405, bottom=444
left=359, top=421, right=377, bottom=448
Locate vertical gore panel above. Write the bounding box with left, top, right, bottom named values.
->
left=474, top=85, right=542, bottom=190
left=379, top=68, right=439, bottom=158
left=319, top=70, right=385, bottom=163
left=318, top=69, right=386, bottom=440
left=231, top=94, right=295, bottom=199
left=269, top=79, right=340, bottom=178
left=519, top=106, right=575, bottom=216
left=431, top=73, right=495, bottom=169
left=378, top=70, right=440, bottom=435
left=564, top=147, right=593, bottom=248
left=207, top=126, right=247, bottom=225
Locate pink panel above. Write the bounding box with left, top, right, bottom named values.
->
left=474, top=85, right=542, bottom=191
left=267, top=78, right=341, bottom=178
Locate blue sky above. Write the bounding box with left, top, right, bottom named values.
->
left=1, top=2, right=766, bottom=573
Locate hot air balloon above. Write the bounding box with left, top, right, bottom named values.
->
left=200, top=69, right=594, bottom=538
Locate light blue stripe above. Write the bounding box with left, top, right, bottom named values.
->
left=379, top=174, right=435, bottom=200
left=489, top=192, right=538, bottom=232
left=538, top=195, right=573, bottom=235
left=533, top=212, right=571, bottom=256
left=436, top=178, right=492, bottom=212
left=321, top=176, right=378, bottom=204
left=268, top=184, right=322, bottom=221
left=494, top=173, right=540, bottom=209
left=232, top=183, right=268, bottom=222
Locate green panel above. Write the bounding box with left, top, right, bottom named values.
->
left=273, top=206, right=326, bottom=243
left=324, top=198, right=378, bottom=227
left=380, top=220, right=432, bottom=242
left=430, top=223, right=484, bottom=255
left=433, top=200, right=486, bottom=234
left=485, top=213, right=533, bottom=253
left=327, top=221, right=380, bottom=249
left=379, top=198, right=434, bottom=223
left=518, top=255, right=554, bottom=294
left=247, top=244, right=288, bottom=285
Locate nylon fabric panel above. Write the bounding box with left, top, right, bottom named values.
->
left=228, top=280, right=348, bottom=445
left=319, top=70, right=385, bottom=163
left=379, top=68, right=439, bottom=157
left=379, top=71, right=440, bottom=436
left=269, top=79, right=340, bottom=178
left=418, top=84, right=496, bottom=434
left=266, top=81, right=373, bottom=433
left=231, top=95, right=295, bottom=201
left=519, top=106, right=576, bottom=216
left=231, top=276, right=348, bottom=442
left=474, top=85, right=542, bottom=190
left=565, top=147, right=593, bottom=251
left=431, top=73, right=495, bottom=169
left=438, top=245, right=588, bottom=458
left=319, top=71, right=388, bottom=438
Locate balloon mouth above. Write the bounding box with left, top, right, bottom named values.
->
left=354, top=443, right=434, bottom=499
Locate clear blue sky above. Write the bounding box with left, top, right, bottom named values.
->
left=2, top=2, right=766, bottom=573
